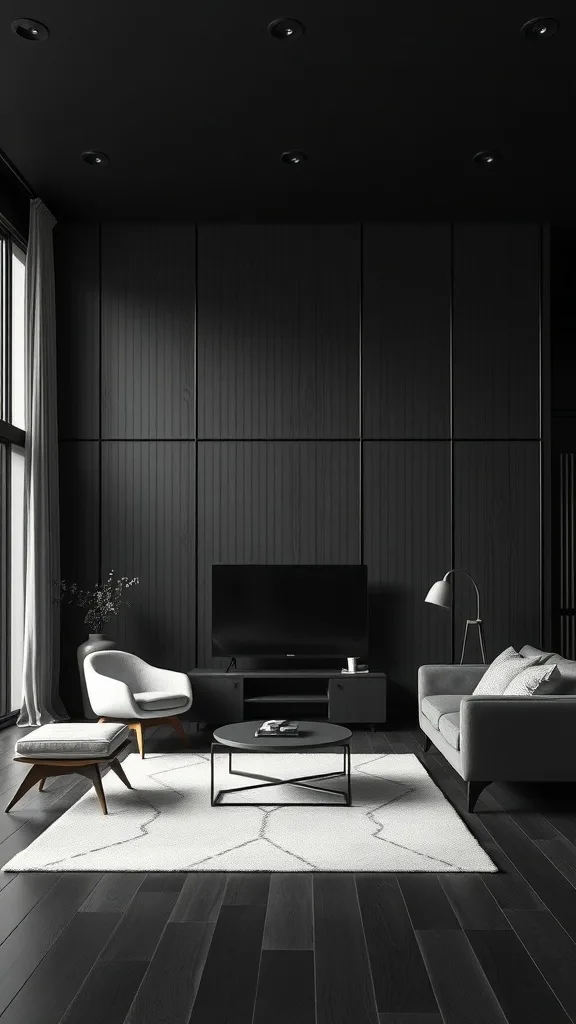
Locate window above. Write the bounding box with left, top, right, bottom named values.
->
left=0, top=230, right=26, bottom=720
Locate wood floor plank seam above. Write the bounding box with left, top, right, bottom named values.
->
left=465, top=927, right=573, bottom=1023
left=353, top=876, right=382, bottom=1019
left=0, top=871, right=62, bottom=947
left=534, top=837, right=576, bottom=891
left=498, top=912, right=576, bottom=1024
left=112, top=920, right=216, bottom=1024
left=0, top=875, right=104, bottom=1016
left=0, top=908, right=119, bottom=1024
left=52, top=896, right=182, bottom=1021
left=250, top=935, right=265, bottom=1024
left=478, top=805, right=576, bottom=942
left=414, top=928, right=509, bottom=1024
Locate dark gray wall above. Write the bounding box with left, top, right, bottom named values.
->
left=551, top=228, right=576, bottom=655
left=56, top=223, right=547, bottom=717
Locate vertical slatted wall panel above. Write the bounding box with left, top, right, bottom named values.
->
left=59, top=441, right=100, bottom=716
left=0, top=443, right=7, bottom=716
left=363, top=442, right=451, bottom=709
left=362, top=224, right=451, bottom=439
left=197, top=225, right=360, bottom=439
left=452, top=224, right=540, bottom=439
left=197, top=441, right=360, bottom=665
left=454, top=441, right=541, bottom=660
left=101, top=225, right=195, bottom=439
left=54, top=224, right=101, bottom=440
left=101, top=442, right=195, bottom=670
left=559, top=453, right=576, bottom=658
left=0, top=236, right=6, bottom=421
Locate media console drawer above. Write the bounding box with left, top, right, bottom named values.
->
left=189, top=676, right=243, bottom=724
left=328, top=676, right=387, bottom=724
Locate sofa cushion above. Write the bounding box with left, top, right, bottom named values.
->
left=15, top=723, right=129, bottom=760
left=504, top=663, right=562, bottom=696
left=438, top=712, right=460, bottom=750
left=473, top=647, right=540, bottom=696
left=520, top=647, right=576, bottom=693
left=421, top=694, right=463, bottom=729
left=133, top=691, right=190, bottom=712
left=540, top=657, right=576, bottom=693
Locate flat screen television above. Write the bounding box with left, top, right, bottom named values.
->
left=212, top=564, right=368, bottom=658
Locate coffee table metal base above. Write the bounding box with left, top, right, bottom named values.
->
left=210, top=743, right=351, bottom=806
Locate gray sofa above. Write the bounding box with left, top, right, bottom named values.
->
left=418, top=646, right=576, bottom=811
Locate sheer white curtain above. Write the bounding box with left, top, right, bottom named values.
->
left=18, top=199, right=67, bottom=726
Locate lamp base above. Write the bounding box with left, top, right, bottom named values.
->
left=459, top=619, right=487, bottom=664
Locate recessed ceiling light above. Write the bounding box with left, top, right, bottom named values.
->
left=521, top=16, right=559, bottom=39
left=281, top=150, right=307, bottom=165
left=473, top=150, right=501, bottom=166
left=11, top=18, right=49, bottom=41
left=82, top=151, right=109, bottom=167
left=267, top=18, right=304, bottom=40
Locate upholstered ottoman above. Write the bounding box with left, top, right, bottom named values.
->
left=5, top=723, right=133, bottom=815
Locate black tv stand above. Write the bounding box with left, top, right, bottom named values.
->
left=188, top=668, right=386, bottom=726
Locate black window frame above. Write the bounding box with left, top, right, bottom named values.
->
left=0, top=220, right=26, bottom=725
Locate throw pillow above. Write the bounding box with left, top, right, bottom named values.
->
left=520, top=647, right=576, bottom=693
left=473, top=646, right=541, bottom=696
left=503, top=663, right=560, bottom=696
left=519, top=645, right=554, bottom=664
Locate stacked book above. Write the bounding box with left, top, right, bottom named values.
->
left=255, top=719, right=300, bottom=738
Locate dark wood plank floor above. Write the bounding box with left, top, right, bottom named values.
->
left=1, top=721, right=576, bottom=1023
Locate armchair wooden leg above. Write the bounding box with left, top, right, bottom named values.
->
left=38, top=777, right=46, bottom=791
left=5, top=765, right=46, bottom=812
left=166, top=716, right=188, bottom=746
left=422, top=735, right=432, bottom=753
left=467, top=780, right=490, bottom=813
left=131, top=722, right=145, bottom=758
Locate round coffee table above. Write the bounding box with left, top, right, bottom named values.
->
left=211, top=720, right=352, bottom=806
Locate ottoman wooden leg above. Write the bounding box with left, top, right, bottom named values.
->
left=38, top=778, right=46, bottom=791
left=82, top=765, right=108, bottom=815
left=109, top=757, right=132, bottom=790
left=5, top=765, right=46, bottom=812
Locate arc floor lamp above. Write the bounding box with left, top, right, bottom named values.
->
left=425, top=569, right=487, bottom=664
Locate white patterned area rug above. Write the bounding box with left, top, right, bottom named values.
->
left=3, top=751, right=496, bottom=873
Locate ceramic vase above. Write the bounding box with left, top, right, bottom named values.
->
left=77, top=633, right=116, bottom=720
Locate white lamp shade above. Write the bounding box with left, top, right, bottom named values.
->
left=425, top=579, right=451, bottom=609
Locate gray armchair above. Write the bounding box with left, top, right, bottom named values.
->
left=418, top=661, right=576, bottom=811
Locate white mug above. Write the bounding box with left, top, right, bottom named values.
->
left=347, top=657, right=357, bottom=673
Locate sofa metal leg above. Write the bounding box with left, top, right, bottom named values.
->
left=422, top=735, right=432, bottom=753
left=467, top=780, right=490, bottom=813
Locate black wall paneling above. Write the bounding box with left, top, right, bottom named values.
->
left=197, top=225, right=360, bottom=439
left=363, top=224, right=451, bottom=439
left=197, top=441, right=360, bottom=666
left=453, top=442, right=541, bottom=660
left=363, top=442, right=451, bottom=710
left=101, top=224, right=195, bottom=439
left=551, top=229, right=576, bottom=656
left=55, top=225, right=100, bottom=440
left=452, top=224, right=540, bottom=439
left=55, top=222, right=547, bottom=715
left=59, top=441, right=100, bottom=715
left=101, top=441, right=196, bottom=671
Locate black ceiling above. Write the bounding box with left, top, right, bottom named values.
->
left=2, top=1, right=575, bottom=222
